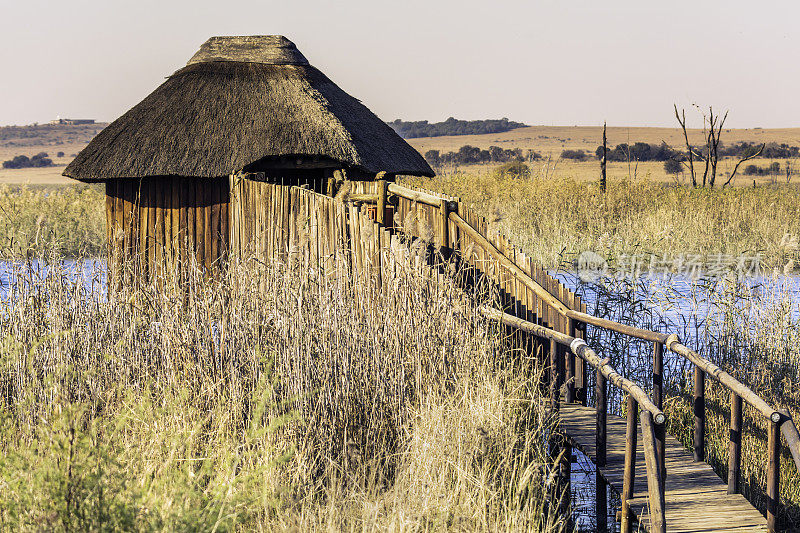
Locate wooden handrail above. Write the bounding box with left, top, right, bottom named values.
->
left=664, top=336, right=780, bottom=422
left=482, top=306, right=664, bottom=423
left=483, top=306, right=666, bottom=533
left=451, top=212, right=572, bottom=316
left=566, top=309, right=670, bottom=343
left=389, top=179, right=800, bottom=492
left=387, top=183, right=444, bottom=208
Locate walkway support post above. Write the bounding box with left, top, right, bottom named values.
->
left=559, top=441, right=572, bottom=521
left=653, top=341, right=666, bottom=488
left=550, top=337, right=560, bottom=411
left=694, top=365, right=705, bottom=462
left=439, top=199, right=451, bottom=259
left=376, top=179, right=388, bottom=225
left=641, top=411, right=667, bottom=533
left=622, top=394, right=638, bottom=533
left=728, top=392, right=742, bottom=494
left=767, top=419, right=781, bottom=532
left=565, top=338, right=575, bottom=403
left=596, top=365, right=608, bottom=531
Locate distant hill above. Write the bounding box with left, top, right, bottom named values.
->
left=387, top=117, right=527, bottom=139
left=0, top=123, right=107, bottom=148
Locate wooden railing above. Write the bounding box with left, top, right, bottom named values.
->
left=567, top=308, right=800, bottom=531
left=230, top=176, right=800, bottom=532
left=483, top=306, right=667, bottom=532
left=373, top=181, right=800, bottom=532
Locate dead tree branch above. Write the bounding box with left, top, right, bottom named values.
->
left=723, top=143, right=765, bottom=187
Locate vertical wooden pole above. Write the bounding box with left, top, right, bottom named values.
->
left=147, top=179, right=156, bottom=283
left=204, top=179, right=213, bottom=272
left=568, top=315, right=582, bottom=405
left=640, top=411, right=667, bottom=533
left=574, top=296, right=587, bottom=405
left=767, top=419, right=780, bottom=532
left=728, top=392, right=742, bottom=494
left=170, top=177, right=180, bottom=279
left=653, top=341, right=665, bottom=488
left=550, top=337, right=560, bottom=411
left=195, top=179, right=205, bottom=270
left=596, top=365, right=608, bottom=531
left=622, top=395, right=638, bottom=533
left=565, top=337, right=575, bottom=403
left=596, top=368, right=607, bottom=467
left=559, top=440, right=572, bottom=521
left=220, top=179, right=229, bottom=263
left=439, top=200, right=451, bottom=260
left=154, top=180, right=164, bottom=282
left=376, top=179, right=388, bottom=226
left=139, top=179, right=149, bottom=280
left=694, top=365, right=705, bottom=462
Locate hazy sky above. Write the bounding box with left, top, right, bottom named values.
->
left=2, top=0, right=798, bottom=128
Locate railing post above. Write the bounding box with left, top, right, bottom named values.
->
left=596, top=368, right=607, bottom=466
left=622, top=395, right=638, bottom=533
left=439, top=199, right=451, bottom=259
left=693, top=365, right=705, bottom=462
left=569, top=316, right=585, bottom=405
left=728, top=392, right=742, bottom=494
left=565, top=339, right=575, bottom=403
left=550, top=337, right=560, bottom=411
left=653, top=341, right=666, bottom=488
left=596, top=366, right=608, bottom=531
left=767, top=418, right=781, bottom=532
left=558, top=440, right=572, bottom=521
left=640, top=411, right=667, bottom=533
left=376, top=178, right=388, bottom=226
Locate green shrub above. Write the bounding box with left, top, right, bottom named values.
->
left=497, top=161, right=531, bottom=179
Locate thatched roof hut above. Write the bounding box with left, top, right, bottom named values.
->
left=65, top=35, right=433, bottom=181
left=63, top=36, right=433, bottom=286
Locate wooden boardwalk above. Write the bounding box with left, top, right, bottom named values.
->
left=560, top=403, right=768, bottom=532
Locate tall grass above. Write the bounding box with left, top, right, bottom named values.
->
left=0, top=184, right=105, bottom=258
left=409, top=169, right=800, bottom=527
left=407, top=169, right=800, bottom=271
left=0, top=252, right=563, bottom=531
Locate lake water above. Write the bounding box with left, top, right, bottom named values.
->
left=0, top=258, right=107, bottom=302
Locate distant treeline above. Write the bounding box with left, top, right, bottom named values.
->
left=576, top=141, right=800, bottom=162
left=2, top=152, right=53, bottom=169
left=424, top=145, right=541, bottom=167
left=388, top=117, right=527, bottom=139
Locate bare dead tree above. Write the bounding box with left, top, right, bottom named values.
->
left=675, top=104, right=765, bottom=188
left=674, top=105, right=697, bottom=187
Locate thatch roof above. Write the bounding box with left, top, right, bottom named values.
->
left=64, top=36, right=433, bottom=181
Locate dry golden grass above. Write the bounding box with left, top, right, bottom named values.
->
left=0, top=253, right=565, bottom=532
left=405, top=168, right=800, bottom=270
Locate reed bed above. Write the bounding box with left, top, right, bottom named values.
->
left=0, top=251, right=563, bottom=532
left=413, top=168, right=800, bottom=526
left=0, top=184, right=105, bottom=259
left=407, top=169, right=800, bottom=271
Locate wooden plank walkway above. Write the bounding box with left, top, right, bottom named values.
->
left=559, top=403, right=768, bottom=532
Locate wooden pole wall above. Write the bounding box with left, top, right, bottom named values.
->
left=105, top=176, right=230, bottom=288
